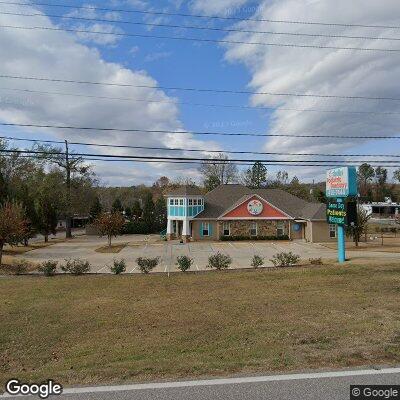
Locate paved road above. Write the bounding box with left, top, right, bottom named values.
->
left=4, top=367, right=399, bottom=400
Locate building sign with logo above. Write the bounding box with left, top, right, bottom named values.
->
left=247, top=199, right=263, bottom=215
left=326, top=166, right=357, bottom=198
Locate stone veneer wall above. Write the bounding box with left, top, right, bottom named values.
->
left=218, top=220, right=289, bottom=237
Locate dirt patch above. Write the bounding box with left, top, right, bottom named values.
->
left=95, top=243, right=128, bottom=253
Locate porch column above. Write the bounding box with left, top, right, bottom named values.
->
left=182, top=219, right=190, bottom=243
left=166, top=219, right=173, bottom=240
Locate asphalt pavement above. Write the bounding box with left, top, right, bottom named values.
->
left=4, top=367, right=399, bottom=400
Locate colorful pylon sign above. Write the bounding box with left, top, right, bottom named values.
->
left=326, top=166, right=358, bottom=263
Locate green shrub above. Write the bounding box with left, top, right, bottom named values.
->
left=220, top=235, right=289, bottom=241
left=136, top=257, right=159, bottom=274
left=110, top=259, right=126, bottom=275
left=122, top=221, right=152, bottom=235
left=207, top=252, right=232, bottom=270
left=270, top=252, right=300, bottom=267
left=251, top=255, right=264, bottom=268
left=309, top=257, right=323, bottom=265
left=11, top=259, right=31, bottom=275
left=61, top=258, right=91, bottom=275
left=37, top=260, right=58, bottom=276
left=176, top=255, right=193, bottom=272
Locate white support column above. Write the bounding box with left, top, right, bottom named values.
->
left=167, top=219, right=173, bottom=235
left=182, top=219, right=190, bottom=236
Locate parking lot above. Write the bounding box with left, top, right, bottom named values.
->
left=15, top=234, right=343, bottom=273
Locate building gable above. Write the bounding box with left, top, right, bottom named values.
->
left=220, top=194, right=291, bottom=219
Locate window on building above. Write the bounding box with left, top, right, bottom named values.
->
left=329, top=224, right=337, bottom=238
left=169, top=199, right=174, bottom=206
left=277, top=221, right=285, bottom=237
left=249, top=222, right=257, bottom=236
left=188, top=199, right=193, bottom=206
left=193, top=199, right=198, bottom=206
left=223, top=222, right=230, bottom=236
left=202, top=222, right=210, bottom=236
left=199, top=199, right=203, bottom=205
left=174, top=199, right=179, bottom=205
left=179, top=199, right=184, bottom=206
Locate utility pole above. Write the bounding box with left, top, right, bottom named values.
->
left=65, top=140, right=72, bottom=239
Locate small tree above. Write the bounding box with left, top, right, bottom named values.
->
left=176, top=255, right=193, bottom=272
left=0, top=201, right=28, bottom=265
left=136, top=257, right=159, bottom=273
left=346, top=207, right=371, bottom=247
left=110, top=259, right=126, bottom=275
left=270, top=252, right=300, bottom=267
left=207, top=252, right=232, bottom=270
left=251, top=255, right=264, bottom=268
left=94, top=212, right=125, bottom=247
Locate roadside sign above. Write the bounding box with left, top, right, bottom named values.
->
left=326, top=200, right=358, bottom=226
left=326, top=167, right=357, bottom=198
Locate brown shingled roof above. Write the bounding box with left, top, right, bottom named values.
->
left=165, top=185, right=203, bottom=196
left=194, top=184, right=326, bottom=220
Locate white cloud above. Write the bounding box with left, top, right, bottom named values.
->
left=0, top=5, right=218, bottom=185
left=144, top=51, right=172, bottom=62
left=190, top=0, right=252, bottom=16
left=221, top=0, right=400, bottom=179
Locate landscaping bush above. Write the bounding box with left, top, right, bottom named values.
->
left=11, top=259, right=31, bottom=275
left=136, top=257, right=159, bottom=274
left=61, top=258, right=91, bottom=275
left=122, top=221, right=152, bottom=235
left=207, top=252, right=232, bottom=270
left=110, top=259, right=126, bottom=275
left=251, top=255, right=264, bottom=268
left=220, top=235, right=289, bottom=241
left=37, top=260, right=58, bottom=276
left=270, top=252, right=300, bottom=267
left=309, top=257, right=323, bottom=265
left=176, top=255, right=193, bottom=272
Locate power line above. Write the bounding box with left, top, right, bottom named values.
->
left=2, top=74, right=400, bottom=102
left=1, top=122, right=400, bottom=140
left=2, top=134, right=400, bottom=158
left=2, top=148, right=400, bottom=165
left=2, top=24, right=400, bottom=52
left=1, top=86, right=400, bottom=116
left=1, top=1, right=400, bottom=30
left=3, top=11, right=400, bottom=42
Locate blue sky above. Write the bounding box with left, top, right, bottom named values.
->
left=0, top=0, right=400, bottom=185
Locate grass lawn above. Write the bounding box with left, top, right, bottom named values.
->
left=1, top=263, right=400, bottom=387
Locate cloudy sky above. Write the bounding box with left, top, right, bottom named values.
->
left=1, top=0, right=400, bottom=185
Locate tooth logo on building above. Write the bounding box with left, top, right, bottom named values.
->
left=247, top=199, right=263, bottom=216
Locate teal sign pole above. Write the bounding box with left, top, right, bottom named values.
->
left=336, top=198, right=346, bottom=263
left=326, top=166, right=358, bottom=264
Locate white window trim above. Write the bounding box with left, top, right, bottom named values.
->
left=202, top=222, right=210, bottom=237
left=223, top=222, right=230, bottom=236
left=250, top=222, right=258, bottom=236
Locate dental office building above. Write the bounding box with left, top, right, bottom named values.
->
left=166, top=184, right=334, bottom=243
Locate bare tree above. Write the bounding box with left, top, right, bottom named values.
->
left=200, top=153, right=238, bottom=190
left=33, top=142, right=92, bottom=238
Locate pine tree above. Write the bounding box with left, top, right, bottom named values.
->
left=111, top=198, right=124, bottom=214
left=89, top=196, right=102, bottom=222
left=142, top=192, right=155, bottom=233
left=131, top=199, right=142, bottom=221
left=243, top=162, right=267, bottom=188
left=154, top=197, right=167, bottom=232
